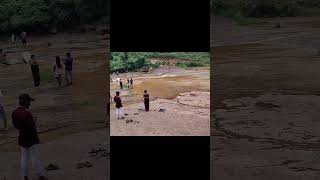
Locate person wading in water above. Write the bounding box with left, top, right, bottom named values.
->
left=29, top=55, right=40, bottom=87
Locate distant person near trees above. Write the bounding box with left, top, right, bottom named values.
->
left=21, top=31, right=27, bottom=47
left=53, top=56, right=63, bottom=87
left=29, top=55, right=40, bottom=87
left=12, top=94, right=46, bottom=180
left=144, top=90, right=149, bottom=112
left=114, top=91, right=124, bottom=119
left=63, top=52, right=73, bottom=85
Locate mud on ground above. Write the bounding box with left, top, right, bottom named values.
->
left=212, top=15, right=320, bottom=179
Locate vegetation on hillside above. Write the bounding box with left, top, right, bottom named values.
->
left=110, top=52, right=210, bottom=73
left=211, top=0, right=320, bottom=22
left=0, top=0, right=109, bottom=34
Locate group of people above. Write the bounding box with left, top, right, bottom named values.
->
left=117, top=77, right=133, bottom=89
left=1, top=49, right=74, bottom=87
left=112, top=90, right=150, bottom=119
left=11, top=31, right=28, bottom=47
left=28, top=52, right=74, bottom=87
left=0, top=32, right=75, bottom=179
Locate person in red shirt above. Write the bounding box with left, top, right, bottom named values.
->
left=12, top=94, right=46, bottom=180
left=114, top=91, right=124, bottom=119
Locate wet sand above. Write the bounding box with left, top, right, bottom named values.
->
left=211, top=15, right=320, bottom=179
left=110, top=67, right=210, bottom=136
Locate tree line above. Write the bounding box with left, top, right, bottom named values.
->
left=0, top=0, right=109, bottom=34
left=211, top=0, right=320, bottom=17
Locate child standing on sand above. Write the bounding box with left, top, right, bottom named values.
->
left=114, top=91, right=124, bottom=119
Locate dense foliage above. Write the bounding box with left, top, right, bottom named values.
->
left=0, top=0, right=109, bottom=33
left=211, top=0, right=320, bottom=18
left=110, top=52, right=210, bottom=72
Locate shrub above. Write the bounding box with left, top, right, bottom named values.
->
left=0, top=0, right=108, bottom=33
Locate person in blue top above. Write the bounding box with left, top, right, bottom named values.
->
left=63, top=52, right=73, bottom=85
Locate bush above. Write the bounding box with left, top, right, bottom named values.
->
left=213, top=0, right=302, bottom=17
left=0, top=0, right=108, bottom=33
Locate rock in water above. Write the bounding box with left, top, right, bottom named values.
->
left=158, top=109, right=166, bottom=113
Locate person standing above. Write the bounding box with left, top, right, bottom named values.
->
left=119, top=79, right=123, bottom=89
left=53, top=56, right=63, bottom=87
left=0, top=91, right=7, bottom=130
left=127, top=79, right=130, bottom=88
left=143, top=90, right=150, bottom=112
left=130, top=77, right=133, bottom=88
left=106, top=92, right=111, bottom=128
left=21, top=31, right=27, bottom=47
left=11, top=33, right=16, bottom=44
left=0, top=49, right=7, bottom=64
left=29, top=55, right=40, bottom=87
left=12, top=94, right=46, bottom=180
left=63, top=52, right=73, bottom=85
left=114, top=91, right=124, bottom=119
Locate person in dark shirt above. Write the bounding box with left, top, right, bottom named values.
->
left=0, top=49, right=7, bottom=64
left=106, top=92, right=111, bottom=128
left=21, top=31, right=27, bottom=47
left=114, top=91, right=124, bottom=119
left=119, top=79, right=123, bottom=89
left=144, top=90, right=149, bottom=112
left=0, top=102, right=7, bottom=130
left=12, top=94, right=46, bottom=180
left=29, top=55, right=40, bottom=87
left=130, top=77, right=133, bottom=88
left=64, top=52, right=73, bottom=85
